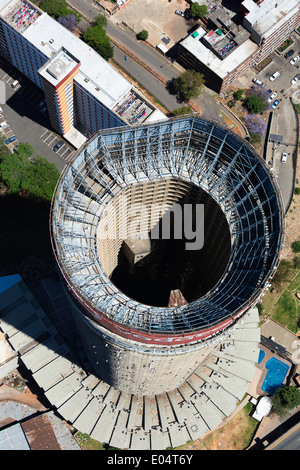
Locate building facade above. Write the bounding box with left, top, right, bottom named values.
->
left=50, top=116, right=284, bottom=396
left=0, top=0, right=165, bottom=147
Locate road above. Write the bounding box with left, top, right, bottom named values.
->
left=266, top=423, right=300, bottom=450
left=272, top=98, right=297, bottom=211
left=68, top=0, right=184, bottom=112
left=68, top=0, right=179, bottom=82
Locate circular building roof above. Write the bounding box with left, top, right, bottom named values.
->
left=50, top=116, right=284, bottom=345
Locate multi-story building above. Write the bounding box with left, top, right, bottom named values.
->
left=178, top=0, right=300, bottom=93
left=0, top=0, right=166, bottom=147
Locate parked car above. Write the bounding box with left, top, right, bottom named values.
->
left=284, top=49, right=294, bottom=59
left=175, top=10, right=185, bottom=17
left=267, top=92, right=277, bottom=102
left=53, top=141, right=63, bottom=152
left=5, top=136, right=16, bottom=145
left=291, top=75, right=299, bottom=85
left=281, top=153, right=287, bottom=163
left=271, top=99, right=280, bottom=109
left=269, top=71, right=280, bottom=81
left=253, top=78, right=264, bottom=86
left=0, top=121, right=7, bottom=129
left=290, top=55, right=300, bottom=65
left=0, top=107, right=3, bottom=113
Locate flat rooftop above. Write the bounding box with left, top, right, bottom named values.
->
left=39, top=48, right=80, bottom=86
left=22, top=11, right=132, bottom=110
left=0, top=0, right=167, bottom=134
left=0, top=0, right=41, bottom=33
left=242, top=0, right=300, bottom=38
left=180, top=26, right=258, bottom=79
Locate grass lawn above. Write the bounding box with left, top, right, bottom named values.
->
left=260, top=266, right=300, bottom=333
left=176, top=402, right=259, bottom=450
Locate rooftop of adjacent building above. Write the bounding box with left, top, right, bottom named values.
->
left=0, top=0, right=41, bottom=33
left=180, top=26, right=257, bottom=79
left=241, top=0, right=300, bottom=38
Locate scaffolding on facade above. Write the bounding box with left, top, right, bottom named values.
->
left=50, top=116, right=284, bottom=343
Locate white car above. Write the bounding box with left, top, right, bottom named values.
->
left=0, top=121, right=7, bottom=129
left=253, top=78, right=264, bottom=86
left=267, top=92, right=277, bottom=102
left=291, top=76, right=299, bottom=85
left=281, top=153, right=287, bottom=163
left=290, top=55, right=300, bottom=65
left=0, top=107, right=3, bottom=113
left=269, top=71, right=280, bottom=81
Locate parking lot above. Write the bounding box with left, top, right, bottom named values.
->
left=0, top=58, right=75, bottom=172
left=237, top=30, right=300, bottom=98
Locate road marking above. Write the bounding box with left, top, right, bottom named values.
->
left=40, top=129, right=49, bottom=139
left=60, top=147, right=69, bottom=157
left=48, top=137, right=57, bottom=147
left=43, top=132, right=53, bottom=142
left=267, top=423, right=300, bottom=450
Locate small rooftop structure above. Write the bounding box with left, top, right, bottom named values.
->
left=252, top=396, right=272, bottom=421
left=123, top=234, right=151, bottom=264
left=38, top=47, right=80, bottom=87
left=168, top=289, right=188, bottom=308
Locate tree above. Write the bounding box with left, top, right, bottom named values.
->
left=292, top=241, right=300, bottom=253
left=93, top=14, right=107, bottom=28
left=58, top=14, right=78, bottom=31
left=245, top=114, right=267, bottom=138
left=245, top=93, right=266, bottom=114
left=21, top=156, right=60, bottom=201
left=190, top=3, right=208, bottom=19
left=83, top=25, right=113, bottom=61
left=0, top=153, right=26, bottom=193
left=16, top=142, right=34, bottom=159
left=40, top=0, right=67, bottom=18
left=233, top=88, right=244, bottom=101
left=173, top=70, right=205, bottom=102
left=272, top=386, right=300, bottom=417
left=172, top=106, right=192, bottom=116
left=137, top=30, right=149, bottom=41
left=0, top=144, right=59, bottom=200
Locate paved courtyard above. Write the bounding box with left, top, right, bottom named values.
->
left=114, top=0, right=194, bottom=48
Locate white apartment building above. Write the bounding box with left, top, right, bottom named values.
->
left=0, top=0, right=166, bottom=147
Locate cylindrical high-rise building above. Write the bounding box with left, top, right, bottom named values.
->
left=50, top=116, right=284, bottom=396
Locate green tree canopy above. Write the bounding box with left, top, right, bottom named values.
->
left=272, top=386, right=300, bottom=417
left=173, top=70, right=205, bottom=102
left=137, top=30, right=149, bottom=41
left=40, top=0, right=67, bottom=18
left=190, top=3, right=208, bottom=19
left=0, top=144, right=59, bottom=201
left=245, top=94, right=266, bottom=114
left=93, top=14, right=107, bottom=27
left=83, top=25, right=113, bottom=61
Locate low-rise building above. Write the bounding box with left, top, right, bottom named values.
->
left=177, top=0, right=300, bottom=93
